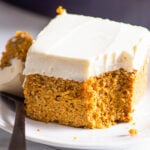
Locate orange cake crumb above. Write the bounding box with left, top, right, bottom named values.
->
left=56, top=6, right=66, bottom=15
left=129, top=128, right=138, bottom=135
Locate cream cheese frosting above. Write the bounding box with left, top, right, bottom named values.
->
left=0, top=58, right=24, bottom=96
left=24, top=13, right=150, bottom=81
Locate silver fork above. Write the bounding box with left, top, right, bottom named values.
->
left=0, top=92, right=26, bottom=150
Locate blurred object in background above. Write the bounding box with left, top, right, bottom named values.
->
left=1, top=0, right=150, bottom=28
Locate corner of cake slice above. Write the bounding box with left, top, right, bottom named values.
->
left=0, top=31, right=33, bottom=96
left=23, top=12, right=150, bottom=128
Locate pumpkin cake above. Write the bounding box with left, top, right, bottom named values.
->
left=23, top=11, right=150, bottom=128
left=0, top=31, right=33, bottom=96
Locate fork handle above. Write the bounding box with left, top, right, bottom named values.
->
left=8, top=101, right=26, bottom=150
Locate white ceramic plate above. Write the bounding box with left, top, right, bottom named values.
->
left=0, top=64, right=150, bottom=150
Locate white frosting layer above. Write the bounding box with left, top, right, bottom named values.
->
left=24, top=13, right=150, bottom=81
left=0, top=59, right=24, bottom=96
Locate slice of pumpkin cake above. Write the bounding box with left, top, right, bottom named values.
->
left=23, top=10, right=150, bottom=128
left=0, top=31, right=33, bottom=96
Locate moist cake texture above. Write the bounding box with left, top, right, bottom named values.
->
left=24, top=61, right=148, bottom=128
left=23, top=11, right=150, bottom=128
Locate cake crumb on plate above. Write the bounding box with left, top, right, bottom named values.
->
left=129, top=128, right=138, bottom=135
left=73, top=136, right=78, bottom=140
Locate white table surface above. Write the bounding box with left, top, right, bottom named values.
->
left=0, top=1, right=57, bottom=150
left=0, top=1, right=150, bottom=150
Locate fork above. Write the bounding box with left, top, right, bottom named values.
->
left=0, top=92, right=26, bottom=150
